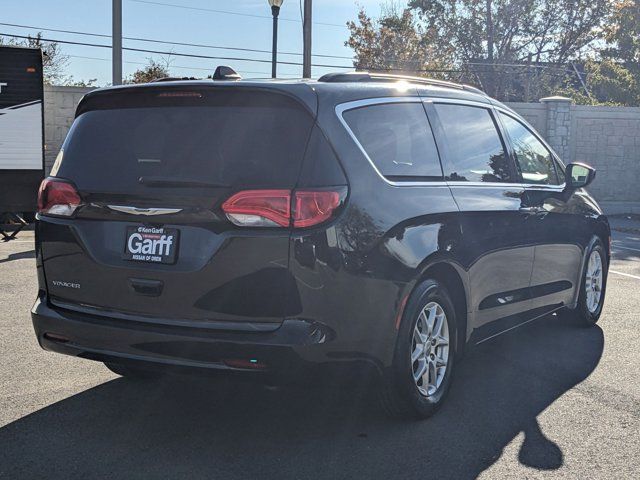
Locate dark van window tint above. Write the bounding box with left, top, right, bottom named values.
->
left=499, top=113, right=560, bottom=185
left=433, top=104, right=510, bottom=183
left=343, top=103, right=443, bottom=180
left=55, top=95, right=314, bottom=193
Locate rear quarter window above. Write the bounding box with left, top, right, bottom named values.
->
left=342, top=102, right=443, bottom=181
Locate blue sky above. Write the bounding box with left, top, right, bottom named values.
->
left=1, top=0, right=391, bottom=85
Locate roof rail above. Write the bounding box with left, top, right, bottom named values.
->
left=317, top=71, right=486, bottom=95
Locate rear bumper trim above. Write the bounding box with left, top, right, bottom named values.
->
left=31, top=296, right=334, bottom=373
left=49, top=297, right=283, bottom=333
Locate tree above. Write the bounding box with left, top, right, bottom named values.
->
left=566, top=0, right=640, bottom=106
left=125, top=59, right=171, bottom=84
left=346, top=4, right=452, bottom=76
left=603, top=0, right=640, bottom=65
left=346, top=1, right=616, bottom=100
left=408, top=0, right=612, bottom=63
left=407, top=0, right=613, bottom=97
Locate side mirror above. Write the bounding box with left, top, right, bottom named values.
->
left=565, top=162, right=596, bottom=190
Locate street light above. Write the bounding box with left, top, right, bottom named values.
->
left=268, top=0, right=284, bottom=78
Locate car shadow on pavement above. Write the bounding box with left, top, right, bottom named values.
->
left=0, top=314, right=603, bottom=480
left=0, top=250, right=35, bottom=264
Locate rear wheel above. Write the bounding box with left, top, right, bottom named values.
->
left=104, top=362, right=163, bottom=379
left=380, top=279, right=457, bottom=419
left=559, top=239, right=608, bottom=327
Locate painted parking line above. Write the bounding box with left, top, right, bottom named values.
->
left=610, top=270, right=640, bottom=280
left=612, top=244, right=640, bottom=253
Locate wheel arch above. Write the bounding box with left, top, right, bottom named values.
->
left=593, top=217, right=612, bottom=262
left=570, top=233, right=609, bottom=309
left=414, top=260, right=469, bottom=356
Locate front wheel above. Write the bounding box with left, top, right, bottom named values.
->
left=380, top=279, right=457, bottom=419
left=559, top=238, right=608, bottom=327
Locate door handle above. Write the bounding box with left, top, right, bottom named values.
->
left=129, top=278, right=164, bottom=297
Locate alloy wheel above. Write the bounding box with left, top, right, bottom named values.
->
left=585, top=250, right=603, bottom=313
left=411, top=301, right=450, bottom=397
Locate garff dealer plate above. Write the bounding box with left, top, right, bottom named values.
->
left=123, top=226, right=179, bottom=264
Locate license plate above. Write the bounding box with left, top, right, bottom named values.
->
left=123, top=226, right=179, bottom=264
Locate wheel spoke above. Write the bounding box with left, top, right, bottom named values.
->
left=432, top=314, right=444, bottom=338
left=414, top=324, right=428, bottom=345
left=413, top=359, right=427, bottom=382
left=426, top=304, right=437, bottom=335
left=433, top=334, right=448, bottom=348
left=434, top=354, right=447, bottom=368
left=411, top=343, right=424, bottom=363
left=427, top=360, right=437, bottom=392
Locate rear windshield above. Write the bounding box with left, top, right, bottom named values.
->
left=53, top=91, right=315, bottom=192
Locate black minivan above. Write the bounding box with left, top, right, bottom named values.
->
left=32, top=72, right=610, bottom=418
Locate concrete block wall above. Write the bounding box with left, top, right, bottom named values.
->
left=569, top=105, right=640, bottom=213
left=42, top=86, right=640, bottom=214
left=507, top=98, right=640, bottom=214
left=504, top=102, right=547, bottom=135
left=43, top=85, right=94, bottom=172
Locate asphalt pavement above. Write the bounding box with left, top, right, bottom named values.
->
left=0, top=221, right=638, bottom=480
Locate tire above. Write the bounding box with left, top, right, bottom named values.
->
left=380, top=279, right=457, bottom=419
left=104, top=361, right=163, bottom=379
left=559, top=238, right=608, bottom=327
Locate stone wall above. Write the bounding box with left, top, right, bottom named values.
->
left=42, top=86, right=640, bottom=213
left=506, top=98, right=640, bottom=214
left=43, top=85, right=94, bottom=172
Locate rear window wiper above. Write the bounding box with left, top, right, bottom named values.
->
left=138, top=176, right=227, bottom=188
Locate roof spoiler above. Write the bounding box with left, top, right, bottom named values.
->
left=318, top=71, right=485, bottom=95
left=149, top=66, right=242, bottom=83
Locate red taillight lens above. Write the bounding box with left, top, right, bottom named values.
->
left=37, top=178, right=82, bottom=217
left=222, top=189, right=291, bottom=227
left=222, top=189, right=344, bottom=228
left=293, top=190, right=341, bottom=228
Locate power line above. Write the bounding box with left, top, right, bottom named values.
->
left=129, top=0, right=346, bottom=28
left=4, top=29, right=577, bottom=78
left=67, top=54, right=301, bottom=77
left=0, top=22, right=353, bottom=60
left=0, top=32, right=354, bottom=70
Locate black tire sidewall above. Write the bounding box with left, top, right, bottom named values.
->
left=392, top=279, right=457, bottom=416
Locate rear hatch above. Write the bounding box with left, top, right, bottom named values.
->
left=38, top=84, right=319, bottom=328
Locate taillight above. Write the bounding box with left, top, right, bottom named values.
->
left=293, top=190, right=341, bottom=228
left=222, top=189, right=291, bottom=227
left=222, top=189, right=344, bottom=228
left=37, top=178, right=82, bottom=217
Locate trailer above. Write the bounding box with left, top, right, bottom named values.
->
left=0, top=45, right=44, bottom=239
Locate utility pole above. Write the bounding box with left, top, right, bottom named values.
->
left=112, top=0, right=122, bottom=85
left=302, top=0, right=312, bottom=78
left=486, top=0, right=494, bottom=96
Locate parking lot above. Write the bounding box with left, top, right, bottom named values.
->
left=1, top=220, right=639, bottom=480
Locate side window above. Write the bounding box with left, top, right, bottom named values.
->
left=432, top=104, right=511, bottom=183
left=499, top=113, right=560, bottom=185
left=342, top=103, right=443, bottom=180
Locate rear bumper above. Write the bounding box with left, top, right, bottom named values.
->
left=31, top=297, right=381, bottom=379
